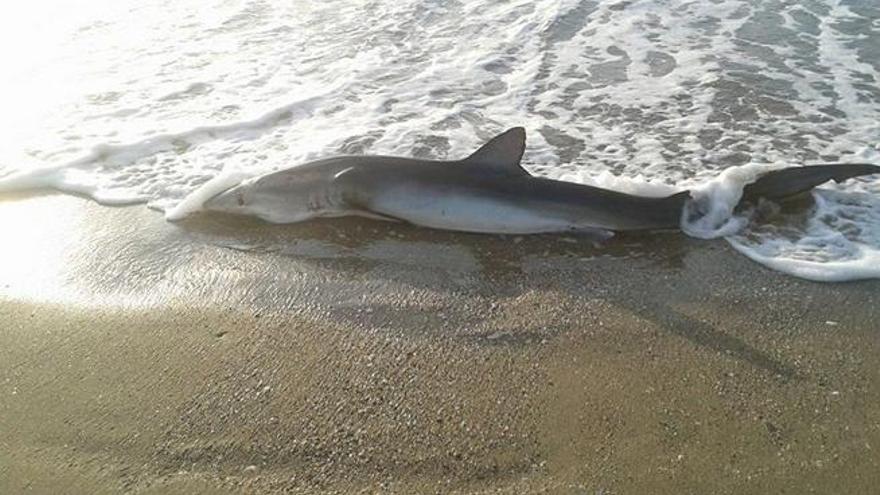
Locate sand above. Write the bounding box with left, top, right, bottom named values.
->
left=1, top=193, right=880, bottom=494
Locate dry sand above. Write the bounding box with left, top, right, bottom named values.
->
left=1, top=193, right=879, bottom=494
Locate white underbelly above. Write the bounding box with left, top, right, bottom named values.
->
left=371, top=195, right=576, bottom=234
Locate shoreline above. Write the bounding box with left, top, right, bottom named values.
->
left=2, top=193, right=880, bottom=494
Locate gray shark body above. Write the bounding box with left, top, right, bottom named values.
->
left=204, top=128, right=880, bottom=236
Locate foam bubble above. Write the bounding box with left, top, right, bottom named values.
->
left=726, top=187, right=880, bottom=282
left=681, top=163, right=783, bottom=239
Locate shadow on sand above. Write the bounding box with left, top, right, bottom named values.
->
left=178, top=211, right=798, bottom=379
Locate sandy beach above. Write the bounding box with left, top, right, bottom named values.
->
left=2, top=193, right=880, bottom=494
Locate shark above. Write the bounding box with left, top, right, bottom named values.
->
left=203, top=127, right=880, bottom=238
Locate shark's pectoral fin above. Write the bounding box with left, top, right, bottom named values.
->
left=331, top=168, right=402, bottom=223
left=462, top=127, right=529, bottom=176
left=351, top=210, right=403, bottom=223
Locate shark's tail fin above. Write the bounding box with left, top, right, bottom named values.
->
left=742, top=163, right=880, bottom=203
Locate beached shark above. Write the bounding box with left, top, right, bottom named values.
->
left=204, top=127, right=880, bottom=237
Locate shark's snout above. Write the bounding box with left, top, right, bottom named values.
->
left=204, top=185, right=247, bottom=211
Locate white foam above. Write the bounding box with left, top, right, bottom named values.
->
left=728, top=231, right=880, bottom=283
left=725, top=185, right=880, bottom=282
left=681, top=163, right=784, bottom=239
left=0, top=0, right=879, bottom=282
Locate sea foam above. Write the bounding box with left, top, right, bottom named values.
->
left=0, top=0, right=878, bottom=281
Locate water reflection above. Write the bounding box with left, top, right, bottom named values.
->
left=179, top=210, right=693, bottom=278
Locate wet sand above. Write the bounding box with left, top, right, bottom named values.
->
left=2, top=193, right=880, bottom=494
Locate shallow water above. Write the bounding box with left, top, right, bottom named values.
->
left=0, top=0, right=878, bottom=281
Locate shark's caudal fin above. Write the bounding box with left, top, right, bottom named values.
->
left=742, top=163, right=880, bottom=202
left=463, top=127, right=529, bottom=176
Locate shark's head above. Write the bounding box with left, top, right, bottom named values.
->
left=201, top=170, right=326, bottom=224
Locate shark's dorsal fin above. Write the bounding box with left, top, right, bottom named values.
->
left=462, top=127, right=528, bottom=175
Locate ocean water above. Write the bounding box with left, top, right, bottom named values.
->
left=0, top=0, right=878, bottom=281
